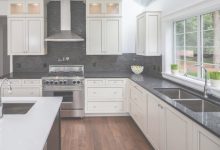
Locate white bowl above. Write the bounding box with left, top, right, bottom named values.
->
left=131, top=65, right=144, bottom=74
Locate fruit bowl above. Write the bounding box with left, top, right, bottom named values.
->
left=131, top=65, right=144, bottom=75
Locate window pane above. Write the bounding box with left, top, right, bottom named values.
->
left=203, top=13, right=214, bottom=30
left=186, top=61, right=198, bottom=77
left=186, top=17, right=197, bottom=32
left=186, top=32, right=197, bottom=46
left=185, top=46, right=197, bottom=61
left=203, top=30, right=214, bottom=46
left=176, top=60, right=185, bottom=74
left=176, top=34, right=184, bottom=46
left=176, top=21, right=184, bottom=34
left=202, top=11, right=220, bottom=67
left=176, top=47, right=184, bottom=60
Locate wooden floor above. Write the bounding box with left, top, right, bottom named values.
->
left=61, top=117, right=154, bottom=150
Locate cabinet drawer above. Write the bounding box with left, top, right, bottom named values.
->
left=86, top=79, right=105, bottom=86
left=106, top=79, right=125, bottom=86
left=87, top=102, right=124, bottom=113
left=130, top=84, right=146, bottom=110
left=0, top=79, right=21, bottom=85
left=23, top=79, right=41, bottom=85
left=3, top=87, right=41, bottom=97
left=87, top=87, right=123, bottom=99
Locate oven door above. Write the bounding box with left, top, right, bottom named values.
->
left=43, top=89, right=84, bottom=110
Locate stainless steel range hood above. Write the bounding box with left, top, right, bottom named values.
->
left=45, top=0, right=84, bottom=42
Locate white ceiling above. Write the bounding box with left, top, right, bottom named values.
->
left=145, top=0, right=205, bottom=14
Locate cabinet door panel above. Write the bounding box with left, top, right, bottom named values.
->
left=147, top=14, right=159, bottom=55
left=86, top=19, right=102, bottom=54
left=166, top=108, right=192, bottom=150
left=8, top=18, right=26, bottom=54
left=27, top=18, right=43, bottom=54
left=193, top=126, right=220, bottom=150
left=147, top=95, right=160, bottom=149
left=136, top=15, right=146, bottom=55
left=104, top=19, right=121, bottom=54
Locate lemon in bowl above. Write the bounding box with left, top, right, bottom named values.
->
left=131, top=65, right=144, bottom=75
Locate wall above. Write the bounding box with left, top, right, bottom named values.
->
left=0, top=0, right=8, bottom=16
left=0, top=16, right=9, bottom=76
left=13, top=1, right=162, bottom=75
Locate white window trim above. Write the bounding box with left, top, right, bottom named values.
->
left=162, top=1, right=220, bottom=99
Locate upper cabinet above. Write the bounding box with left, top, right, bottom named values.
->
left=87, top=0, right=122, bottom=17
left=7, top=0, right=47, bottom=55
left=8, top=0, right=44, bottom=17
left=86, top=0, right=122, bottom=55
left=136, top=11, right=161, bottom=56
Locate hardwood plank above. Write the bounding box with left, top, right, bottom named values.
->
left=61, top=117, right=154, bottom=150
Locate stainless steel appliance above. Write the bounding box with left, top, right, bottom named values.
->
left=42, top=65, right=84, bottom=118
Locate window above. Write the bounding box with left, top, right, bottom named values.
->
left=174, top=10, right=220, bottom=80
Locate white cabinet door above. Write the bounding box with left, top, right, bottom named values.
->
left=26, top=18, right=44, bottom=54
left=86, top=18, right=102, bottom=55
left=193, top=125, right=220, bottom=150
left=136, top=12, right=161, bottom=56
left=147, top=94, right=165, bottom=150
left=165, top=108, right=193, bottom=150
left=147, top=13, right=160, bottom=56
left=8, top=18, right=26, bottom=55
left=103, top=18, right=121, bottom=54
left=136, top=15, right=146, bottom=55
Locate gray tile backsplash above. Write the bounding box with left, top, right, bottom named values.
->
left=13, top=1, right=162, bottom=76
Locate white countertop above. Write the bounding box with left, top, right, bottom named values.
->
left=0, top=97, right=62, bottom=150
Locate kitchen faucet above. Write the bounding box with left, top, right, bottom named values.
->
left=184, top=64, right=209, bottom=98
left=0, top=78, right=12, bottom=118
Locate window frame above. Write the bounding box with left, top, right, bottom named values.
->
left=173, top=11, right=220, bottom=81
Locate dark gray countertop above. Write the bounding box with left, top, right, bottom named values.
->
left=1, top=71, right=220, bottom=138
left=0, top=72, right=48, bottom=79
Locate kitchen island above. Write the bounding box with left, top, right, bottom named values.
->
left=0, top=97, right=62, bottom=150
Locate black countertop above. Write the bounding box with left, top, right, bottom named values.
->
left=0, top=72, right=48, bottom=79
left=1, top=72, right=220, bottom=138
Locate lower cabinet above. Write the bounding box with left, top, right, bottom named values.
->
left=2, top=86, right=42, bottom=97
left=129, top=81, right=147, bottom=133
left=85, top=78, right=127, bottom=114
left=165, top=107, right=193, bottom=150
left=193, top=124, right=220, bottom=150
left=147, top=93, right=165, bottom=150
left=1, top=79, right=42, bottom=97
left=127, top=79, right=220, bottom=150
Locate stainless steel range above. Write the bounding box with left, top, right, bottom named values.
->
left=42, top=65, right=84, bottom=118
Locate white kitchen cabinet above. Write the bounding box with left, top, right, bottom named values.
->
left=8, top=0, right=44, bottom=17
left=86, top=0, right=122, bottom=17
left=165, top=107, right=193, bottom=150
left=85, top=78, right=127, bottom=114
left=193, top=124, right=220, bottom=150
left=1, top=79, right=42, bottom=97
left=86, top=18, right=102, bottom=55
left=8, top=17, right=46, bottom=55
left=7, top=18, right=26, bottom=55
left=86, top=18, right=121, bottom=55
left=147, top=93, right=165, bottom=150
left=136, top=11, right=161, bottom=56
left=128, top=81, right=148, bottom=134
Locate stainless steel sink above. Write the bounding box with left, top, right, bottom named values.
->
left=174, top=100, right=220, bottom=112
left=3, top=103, right=35, bottom=114
left=154, top=88, right=199, bottom=100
